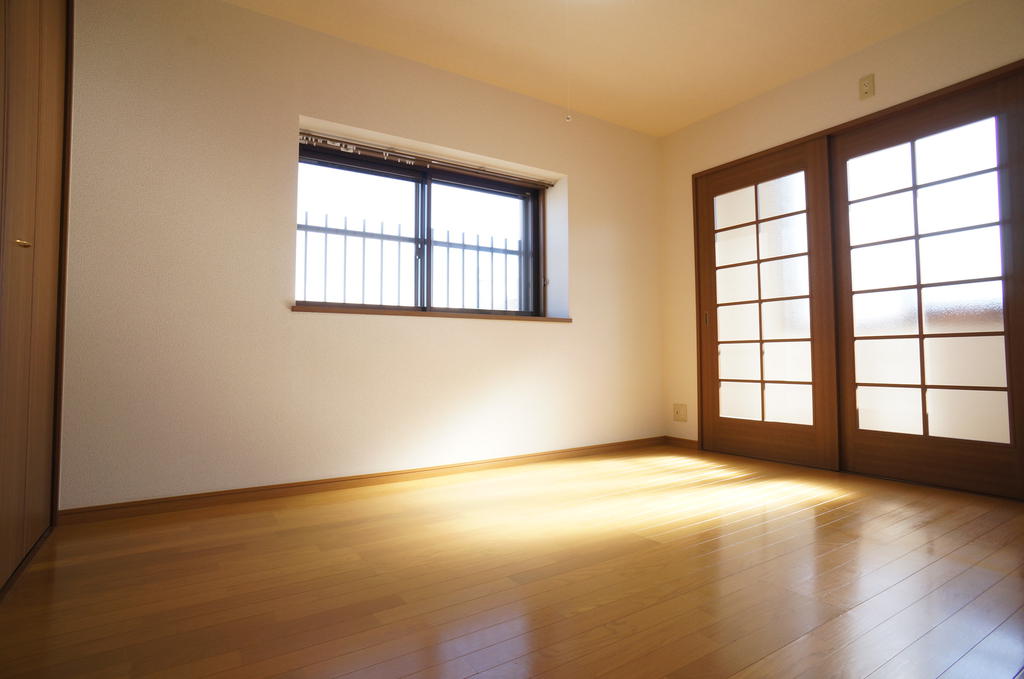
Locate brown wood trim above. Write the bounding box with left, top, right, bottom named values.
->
left=291, top=302, right=572, bottom=322
left=49, top=0, right=72, bottom=532
left=663, top=436, right=700, bottom=449
left=57, top=436, right=672, bottom=524
left=693, top=58, right=1024, bottom=181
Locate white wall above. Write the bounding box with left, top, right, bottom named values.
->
left=62, top=0, right=664, bottom=508
left=660, top=0, right=1024, bottom=441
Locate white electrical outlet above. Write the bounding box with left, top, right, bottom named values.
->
left=672, top=403, right=687, bottom=422
left=859, top=73, right=876, bottom=100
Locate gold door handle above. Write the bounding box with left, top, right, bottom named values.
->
left=14, top=239, right=32, bottom=248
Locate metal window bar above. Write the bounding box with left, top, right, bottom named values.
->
left=323, top=215, right=329, bottom=302
left=297, top=220, right=419, bottom=306
left=303, top=211, right=309, bottom=301
left=379, top=221, right=384, bottom=305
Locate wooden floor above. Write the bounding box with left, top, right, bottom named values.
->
left=1, top=445, right=1023, bottom=678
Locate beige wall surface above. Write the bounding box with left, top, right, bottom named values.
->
left=62, top=0, right=664, bottom=508
left=660, top=0, right=1024, bottom=441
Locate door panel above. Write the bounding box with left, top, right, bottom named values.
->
left=832, top=72, right=1024, bottom=497
left=697, top=139, right=838, bottom=468
left=1, top=0, right=66, bottom=589
left=1, top=0, right=42, bottom=584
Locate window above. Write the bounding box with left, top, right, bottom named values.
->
left=294, top=135, right=545, bottom=317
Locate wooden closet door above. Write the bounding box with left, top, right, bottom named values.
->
left=832, top=72, right=1024, bottom=498
left=696, top=139, right=838, bottom=468
left=1, top=0, right=67, bottom=587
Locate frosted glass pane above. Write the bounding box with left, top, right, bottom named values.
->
left=848, top=191, right=915, bottom=246
left=915, top=117, right=997, bottom=185
left=851, top=240, right=917, bottom=291
left=922, top=281, right=1004, bottom=334
left=917, top=172, right=1000, bottom=234
left=847, top=143, right=912, bottom=201
left=919, top=226, right=1002, bottom=284
left=854, top=339, right=921, bottom=384
left=763, top=341, right=811, bottom=382
left=924, top=336, right=1006, bottom=387
left=757, top=172, right=805, bottom=219
left=760, top=256, right=808, bottom=299
left=715, top=186, right=755, bottom=229
left=762, top=299, right=809, bottom=340
left=759, top=214, right=807, bottom=259
left=853, top=290, right=919, bottom=336
left=927, top=389, right=1009, bottom=444
left=718, top=303, right=760, bottom=341
left=717, top=264, right=759, bottom=304
left=720, top=381, right=762, bottom=420
left=715, top=225, right=757, bottom=266
left=764, top=383, right=813, bottom=425
left=719, top=343, right=761, bottom=380
left=857, top=386, right=923, bottom=435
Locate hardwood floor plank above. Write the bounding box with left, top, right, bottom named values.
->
left=937, top=606, right=1024, bottom=679
left=0, top=447, right=1021, bottom=679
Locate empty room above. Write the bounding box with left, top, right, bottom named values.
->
left=2, top=0, right=1024, bottom=677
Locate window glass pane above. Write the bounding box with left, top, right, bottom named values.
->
left=850, top=240, right=917, bottom=291
left=854, top=339, right=921, bottom=384
left=296, top=162, right=417, bottom=305
left=714, top=186, right=756, bottom=229
left=926, top=389, right=1010, bottom=444
left=715, top=225, right=757, bottom=266
left=763, top=341, right=811, bottom=382
left=719, top=343, right=761, bottom=380
left=762, top=298, right=810, bottom=340
left=432, top=183, right=527, bottom=311
left=915, top=117, right=997, bottom=185
left=919, top=226, right=1002, bottom=285
left=717, top=264, right=759, bottom=304
left=848, top=191, right=915, bottom=246
left=857, top=386, right=923, bottom=435
left=922, top=281, right=1004, bottom=334
left=917, top=171, right=1000, bottom=235
left=297, top=162, right=416, bottom=236
left=758, top=214, right=807, bottom=259
left=720, top=381, right=762, bottom=420
left=764, top=383, right=813, bottom=425
left=760, top=256, right=808, bottom=299
left=853, top=289, right=919, bottom=337
left=847, top=143, right=912, bottom=201
left=924, top=336, right=1007, bottom=388
left=718, top=303, right=760, bottom=341
left=757, top=172, right=805, bottom=219
left=304, top=231, right=326, bottom=302
left=295, top=231, right=306, bottom=300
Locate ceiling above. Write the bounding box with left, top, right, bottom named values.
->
left=222, top=0, right=970, bottom=137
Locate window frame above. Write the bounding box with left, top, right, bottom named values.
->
left=294, top=144, right=545, bottom=318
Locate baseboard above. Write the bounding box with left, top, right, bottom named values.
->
left=664, top=435, right=700, bottom=449
left=57, top=435, right=679, bottom=525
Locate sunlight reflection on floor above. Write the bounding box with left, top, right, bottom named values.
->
left=439, top=452, right=851, bottom=543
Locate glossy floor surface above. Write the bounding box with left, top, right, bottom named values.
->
left=2, top=445, right=1023, bottom=678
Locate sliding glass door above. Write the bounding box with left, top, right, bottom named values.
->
left=695, top=65, right=1024, bottom=498
left=832, top=73, right=1024, bottom=497
left=696, top=140, right=838, bottom=468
